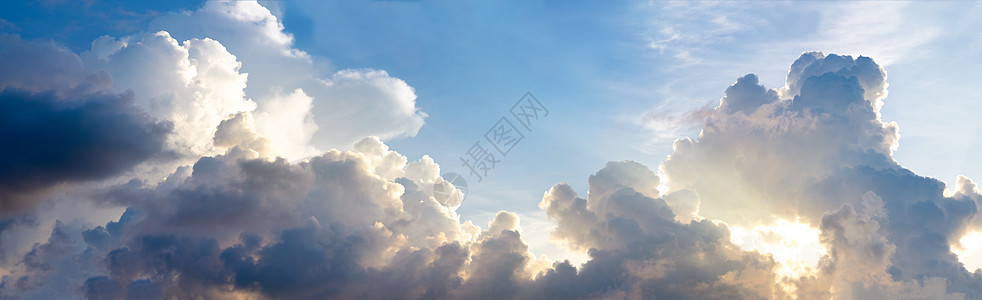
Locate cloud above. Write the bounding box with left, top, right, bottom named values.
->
left=3, top=1, right=435, bottom=216
left=661, top=53, right=900, bottom=228
left=142, top=1, right=427, bottom=155
left=4, top=0, right=982, bottom=298
left=639, top=101, right=716, bottom=142
left=535, top=173, right=784, bottom=299
left=0, top=34, right=185, bottom=213
left=8, top=48, right=982, bottom=299
left=799, top=2, right=938, bottom=66
left=0, top=134, right=486, bottom=298
left=0, top=89, right=171, bottom=211
left=635, top=1, right=953, bottom=145
left=20, top=0, right=430, bottom=168
left=2, top=133, right=786, bottom=298
left=253, top=88, right=319, bottom=160
left=643, top=2, right=939, bottom=68
left=0, top=34, right=174, bottom=210
left=8, top=48, right=982, bottom=297
left=83, top=31, right=257, bottom=162
left=0, top=0, right=430, bottom=283
left=0, top=34, right=111, bottom=98
left=658, top=52, right=982, bottom=298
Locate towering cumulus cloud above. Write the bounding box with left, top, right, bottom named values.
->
left=660, top=52, right=982, bottom=298
left=2, top=0, right=982, bottom=298
left=5, top=50, right=980, bottom=299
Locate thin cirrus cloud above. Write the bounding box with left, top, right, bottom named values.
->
left=1, top=1, right=982, bottom=299
left=636, top=1, right=949, bottom=141
left=643, top=1, right=936, bottom=69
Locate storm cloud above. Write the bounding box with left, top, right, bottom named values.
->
left=0, top=90, right=170, bottom=211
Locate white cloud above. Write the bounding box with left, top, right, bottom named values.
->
left=254, top=88, right=319, bottom=160
left=41, top=0, right=432, bottom=171
left=310, top=69, right=427, bottom=149
left=146, top=1, right=427, bottom=155
left=85, top=31, right=256, bottom=160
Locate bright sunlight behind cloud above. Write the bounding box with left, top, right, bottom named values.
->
left=1, top=1, right=981, bottom=299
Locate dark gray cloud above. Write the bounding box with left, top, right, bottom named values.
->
left=3, top=147, right=787, bottom=299
left=0, top=135, right=484, bottom=299
left=718, top=74, right=778, bottom=115
left=0, top=89, right=171, bottom=211
left=0, top=34, right=112, bottom=98
left=0, top=34, right=173, bottom=212
left=533, top=163, right=783, bottom=299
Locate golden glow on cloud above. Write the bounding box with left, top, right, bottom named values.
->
left=728, top=219, right=826, bottom=280
left=954, top=231, right=982, bottom=272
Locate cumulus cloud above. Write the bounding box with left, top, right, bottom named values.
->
left=84, top=31, right=257, bottom=161
left=9, top=45, right=982, bottom=299
left=4, top=0, right=982, bottom=298
left=143, top=1, right=427, bottom=155
left=0, top=134, right=483, bottom=298
left=2, top=134, right=785, bottom=299
left=662, top=53, right=900, bottom=227
left=536, top=163, right=784, bottom=299
left=660, top=52, right=982, bottom=298
left=0, top=0, right=431, bottom=282
left=7, top=0, right=430, bottom=172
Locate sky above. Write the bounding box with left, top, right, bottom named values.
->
left=0, top=0, right=981, bottom=299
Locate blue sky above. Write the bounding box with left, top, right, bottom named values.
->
left=2, top=1, right=982, bottom=298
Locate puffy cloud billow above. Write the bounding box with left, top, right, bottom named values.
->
left=659, top=52, right=982, bottom=298
left=2, top=1, right=982, bottom=299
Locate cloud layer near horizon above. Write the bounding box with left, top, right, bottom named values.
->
left=2, top=1, right=982, bottom=299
